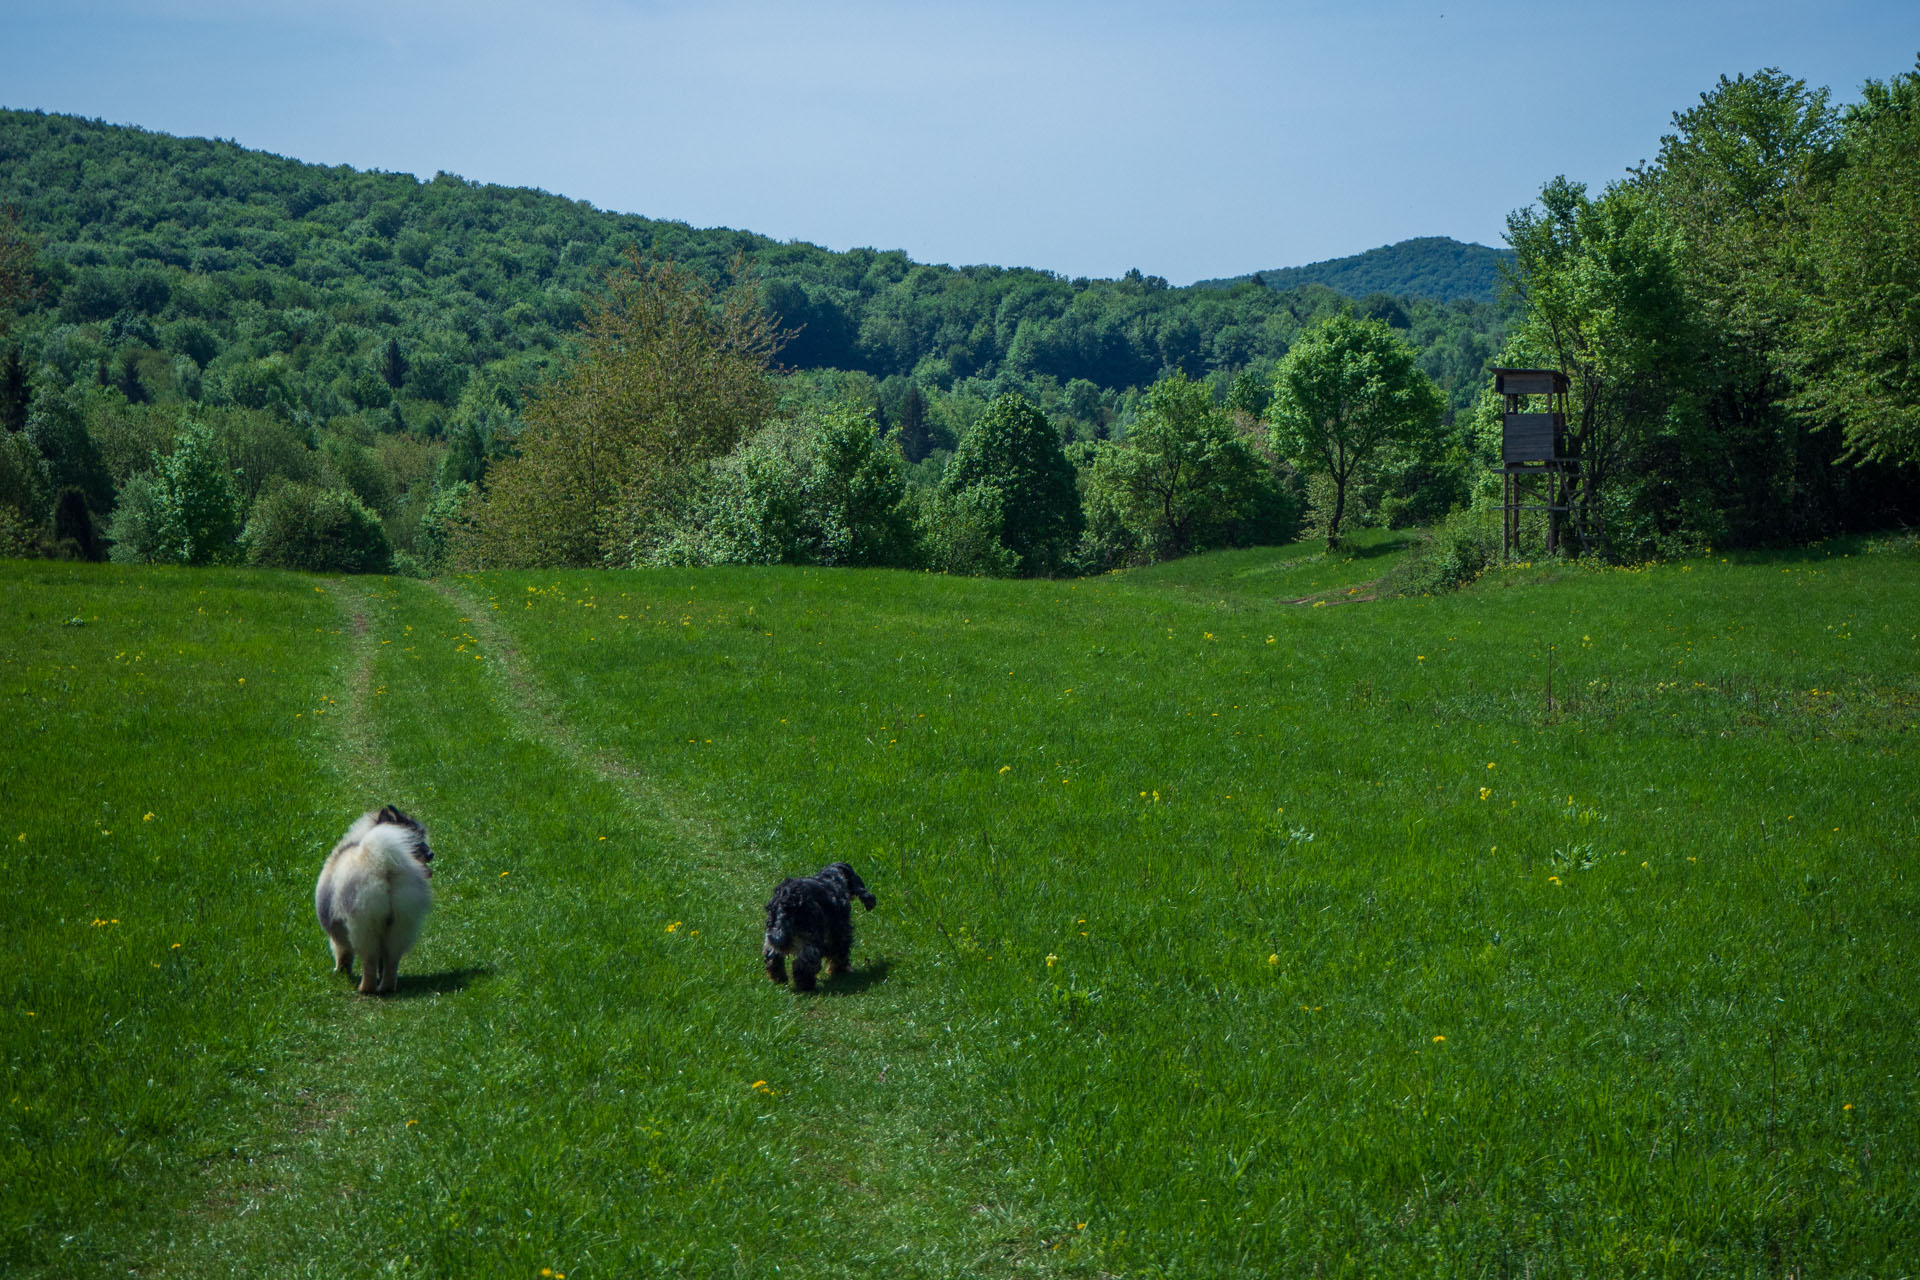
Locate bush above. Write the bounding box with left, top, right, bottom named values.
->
left=106, top=472, right=164, bottom=563
left=409, top=481, right=472, bottom=575
left=107, top=422, right=243, bottom=565
left=921, top=484, right=1020, bottom=577
left=1394, top=509, right=1501, bottom=595
left=640, top=409, right=920, bottom=569
left=243, top=483, right=392, bottom=573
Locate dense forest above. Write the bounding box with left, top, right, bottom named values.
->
left=1, top=57, right=1915, bottom=577
left=0, top=107, right=1505, bottom=428
left=1196, top=236, right=1513, bottom=303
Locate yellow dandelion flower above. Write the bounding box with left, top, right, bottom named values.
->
left=1045, top=954, right=1057, bottom=967
left=1547, top=875, right=1561, bottom=884
left=1268, top=954, right=1279, bottom=965
left=1433, top=1035, right=1445, bottom=1043
left=142, top=812, right=154, bottom=822
left=1487, top=761, right=1496, bottom=769
left=999, top=765, right=1011, bottom=774
left=1479, top=787, right=1491, bottom=800
left=667, top=921, right=681, bottom=933
left=1844, top=1103, right=1853, bottom=1111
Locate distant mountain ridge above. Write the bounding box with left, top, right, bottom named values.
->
left=1198, top=237, right=1514, bottom=303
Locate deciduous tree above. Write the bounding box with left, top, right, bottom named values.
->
left=941, top=392, right=1081, bottom=575
left=1082, top=373, right=1261, bottom=561
left=459, top=252, right=783, bottom=567
left=1269, top=312, right=1443, bottom=547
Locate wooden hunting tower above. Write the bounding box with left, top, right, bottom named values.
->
left=1492, top=367, right=1574, bottom=556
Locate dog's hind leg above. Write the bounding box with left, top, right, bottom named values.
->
left=357, top=942, right=385, bottom=995
left=791, top=949, right=823, bottom=992
left=823, top=941, right=851, bottom=980
left=328, top=932, right=354, bottom=974
left=764, top=947, right=789, bottom=984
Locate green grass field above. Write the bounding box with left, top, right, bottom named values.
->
left=4, top=539, right=1917, bottom=1277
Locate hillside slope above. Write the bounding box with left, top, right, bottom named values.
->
left=0, top=108, right=1509, bottom=431
left=1198, top=236, right=1514, bottom=303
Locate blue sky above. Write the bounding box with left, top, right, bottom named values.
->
left=2, top=0, right=1914, bottom=283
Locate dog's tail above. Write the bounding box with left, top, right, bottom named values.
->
left=764, top=911, right=792, bottom=954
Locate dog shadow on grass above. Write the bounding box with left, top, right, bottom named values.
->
left=820, top=957, right=893, bottom=996
left=389, top=965, right=494, bottom=999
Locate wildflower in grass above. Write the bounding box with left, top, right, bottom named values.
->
left=1547, top=876, right=1561, bottom=885
left=667, top=921, right=681, bottom=933
left=499, top=871, right=509, bottom=877
left=1487, top=761, right=1496, bottom=770
left=143, top=812, right=154, bottom=822
left=999, top=765, right=1011, bottom=774
left=1479, top=787, right=1491, bottom=801
left=1046, top=954, right=1058, bottom=967
left=1417, top=655, right=1425, bottom=661
left=1268, top=954, right=1279, bottom=966
left=1844, top=1103, right=1853, bottom=1111
left=1433, top=1035, right=1445, bottom=1043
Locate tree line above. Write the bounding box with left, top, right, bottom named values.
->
left=0, top=59, right=1915, bottom=576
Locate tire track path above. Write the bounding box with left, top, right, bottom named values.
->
left=425, top=575, right=1052, bottom=1275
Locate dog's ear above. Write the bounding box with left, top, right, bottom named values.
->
left=376, top=805, right=402, bottom=825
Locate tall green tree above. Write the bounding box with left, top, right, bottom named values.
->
left=941, top=392, right=1082, bottom=575
left=1269, top=312, right=1444, bottom=548
left=1640, top=69, right=1840, bottom=541
left=1501, top=179, right=1697, bottom=554
left=1082, top=373, right=1261, bottom=562
left=1794, top=61, right=1920, bottom=465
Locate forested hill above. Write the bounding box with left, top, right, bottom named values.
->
left=1196, top=237, right=1514, bottom=303
left=0, top=108, right=1508, bottom=438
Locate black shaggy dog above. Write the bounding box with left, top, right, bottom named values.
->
left=763, top=862, right=876, bottom=992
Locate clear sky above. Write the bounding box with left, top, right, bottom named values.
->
left=2, top=0, right=1914, bottom=284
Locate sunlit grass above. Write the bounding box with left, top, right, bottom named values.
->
left=3, top=540, right=1916, bottom=1276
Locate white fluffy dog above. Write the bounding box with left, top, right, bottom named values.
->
left=315, top=805, right=434, bottom=995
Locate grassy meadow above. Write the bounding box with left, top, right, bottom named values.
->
left=2, top=538, right=1917, bottom=1276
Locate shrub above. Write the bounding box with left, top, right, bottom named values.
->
left=107, top=422, right=242, bottom=565
left=921, top=484, right=1020, bottom=577
left=1394, top=509, right=1501, bottom=595
left=243, top=483, right=392, bottom=573
left=640, top=409, right=920, bottom=569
